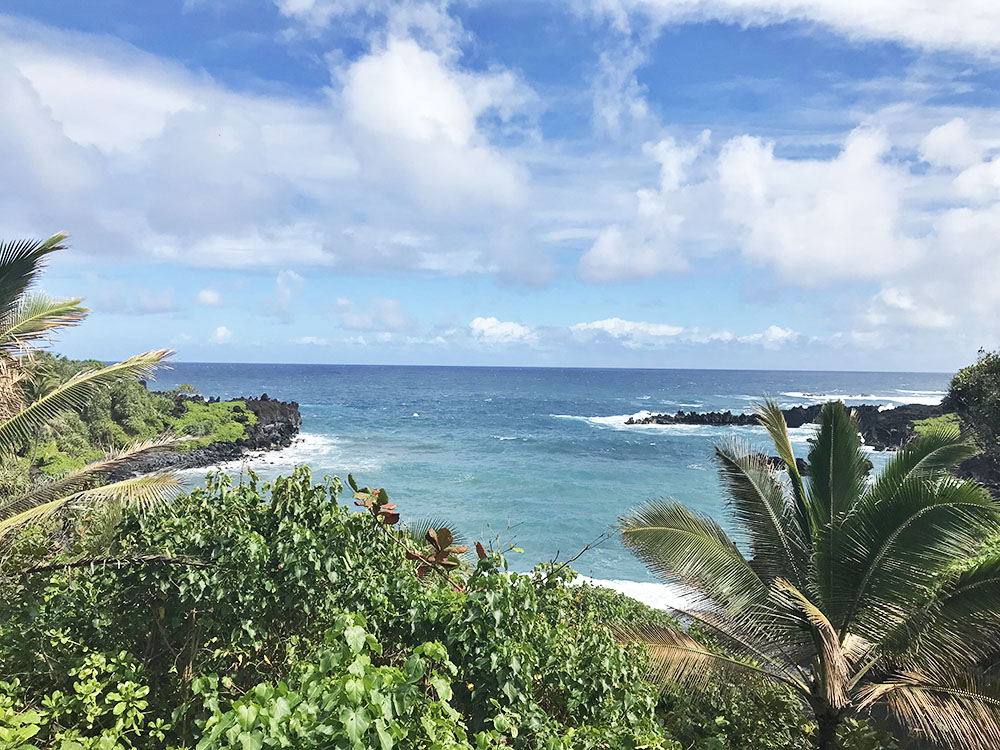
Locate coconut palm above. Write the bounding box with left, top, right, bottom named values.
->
left=619, top=399, right=1000, bottom=750
left=0, top=233, right=182, bottom=554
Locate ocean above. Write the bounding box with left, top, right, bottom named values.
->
left=151, top=364, right=949, bottom=599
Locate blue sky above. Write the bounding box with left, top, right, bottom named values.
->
left=3, top=0, right=1000, bottom=371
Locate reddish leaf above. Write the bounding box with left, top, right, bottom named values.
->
left=416, top=565, right=429, bottom=578
left=475, top=541, right=487, bottom=560
left=446, top=545, right=468, bottom=555
left=380, top=513, right=400, bottom=525
left=426, top=528, right=439, bottom=548
left=405, top=551, right=427, bottom=562
left=437, top=527, right=453, bottom=550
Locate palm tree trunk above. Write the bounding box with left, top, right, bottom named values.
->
left=815, top=713, right=839, bottom=750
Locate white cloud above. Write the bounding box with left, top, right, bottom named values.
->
left=737, top=325, right=798, bottom=349
left=865, top=287, right=954, bottom=330
left=292, top=335, right=330, bottom=345
left=571, top=317, right=685, bottom=348
left=338, top=36, right=530, bottom=211
left=196, top=288, right=221, bottom=306
left=919, top=118, right=982, bottom=170
left=590, top=0, right=1000, bottom=57
left=469, top=316, right=536, bottom=345
left=336, top=296, right=412, bottom=331
left=579, top=133, right=708, bottom=282
left=718, top=127, right=921, bottom=285
left=0, top=16, right=538, bottom=279
left=275, top=270, right=304, bottom=322
left=210, top=325, right=232, bottom=344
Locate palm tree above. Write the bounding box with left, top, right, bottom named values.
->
left=0, top=234, right=181, bottom=554
left=619, top=399, right=1000, bottom=750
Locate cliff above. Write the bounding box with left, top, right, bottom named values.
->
left=108, top=393, right=301, bottom=480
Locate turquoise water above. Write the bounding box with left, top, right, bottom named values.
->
left=152, top=364, right=949, bottom=586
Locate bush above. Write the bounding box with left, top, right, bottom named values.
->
left=0, top=469, right=902, bottom=749
left=944, top=348, right=1000, bottom=459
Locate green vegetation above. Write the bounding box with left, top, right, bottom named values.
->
left=0, top=234, right=180, bottom=546
left=27, top=352, right=258, bottom=473
left=0, top=468, right=902, bottom=750
left=944, top=348, right=1000, bottom=462
left=620, top=399, right=1000, bottom=750
left=910, top=412, right=960, bottom=437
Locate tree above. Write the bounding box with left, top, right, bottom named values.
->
left=944, top=348, right=1000, bottom=464
left=619, top=399, right=1000, bottom=750
left=0, top=234, right=181, bottom=553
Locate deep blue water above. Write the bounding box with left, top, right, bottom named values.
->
left=151, top=364, right=949, bottom=586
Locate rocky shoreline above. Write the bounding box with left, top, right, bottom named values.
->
left=624, top=402, right=943, bottom=451
left=108, top=393, right=301, bottom=481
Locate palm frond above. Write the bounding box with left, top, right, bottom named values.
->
left=0, top=349, right=172, bottom=451
left=620, top=499, right=767, bottom=613
left=614, top=621, right=809, bottom=697
left=715, top=440, right=807, bottom=585
left=0, top=294, right=88, bottom=353
left=839, top=476, right=1000, bottom=643
left=878, top=551, right=1000, bottom=670
left=0, top=473, right=181, bottom=540
left=866, top=425, right=980, bottom=509
left=754, top=398, right=810, bottom=538
left=0, top=434, right=184, bottom=523
left=808, top=401, right=871, bottom=619
left=0, top=233, right=68, bottom=320
left=771, top=578, right=853, bottom=708
left=857, top=670, right=1000, bottom=750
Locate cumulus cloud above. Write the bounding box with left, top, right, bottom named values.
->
left=718, top=127, right=920, bottom=285
left=336, top=296, right=413, bottom=331
left=579, top=133, right=708, bottom=282
left=571, top=317, right=684, bottom=348
left=570, top=318, right=796, bottom=349
left=0, top=15, right=538, bottom=279
left=589, top=0, right=1000, bottom=57
left=292, top=335, right=330, bottom=345
left=196, top=288, right=221, bottom=306
left=737, top=325, right=798, bottom=349
left=210, top=325, right=232, bottom=344
left=469, top=316, right=536, bottom=345
left=337, top=35, right=530, bottom=211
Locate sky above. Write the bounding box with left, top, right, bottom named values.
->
left=3, top=0, right=1000, bottom=371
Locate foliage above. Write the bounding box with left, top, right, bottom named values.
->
left=30, top=353, right=256, bottom=466
left=909, top=413, right=960, bottom=438
left=0, top=466, right=902, bottom=749
left=0, top=234, right=183, bottom=557
left=944, top=348, right=1000, bottom=461
left=620, top=398, right=1000, bottom=750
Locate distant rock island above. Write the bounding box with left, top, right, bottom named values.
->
left=625, top=402, right=942, bottom=451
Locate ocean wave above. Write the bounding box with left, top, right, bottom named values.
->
left=177, top=433, right=379, bottom=482
left=781, top=391, right=944, bottom=406
left=659, top=400, right=704, bottom=408
left=636, top=395, right=651, bottom=400
left=574, top=576, right=696, bottom=611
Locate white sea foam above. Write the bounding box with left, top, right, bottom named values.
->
left=781, top=391, right=944, bottom=406
left=177, top=432, right=378, bottom=483
left=575, top=576, right=695, bottom=612
left=636, top=395, right=651, bottom=400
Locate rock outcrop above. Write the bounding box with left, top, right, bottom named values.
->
left=108, top=394, right=301, bottom=480
left=626, top=402, right=943, bottom=451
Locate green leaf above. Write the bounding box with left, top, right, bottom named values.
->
left=340, top=706, right=371, bottom=745
left=344, top=625, right=367, bottom=654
